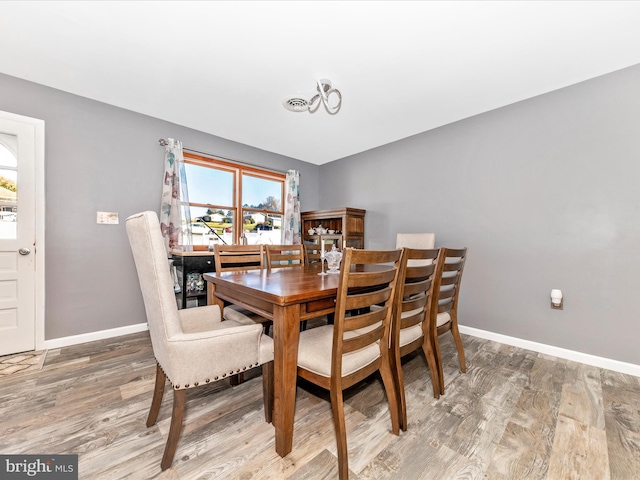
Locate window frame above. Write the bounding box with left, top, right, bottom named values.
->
left=183, top=152, right=285, bottom=245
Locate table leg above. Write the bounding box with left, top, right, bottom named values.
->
left=207, top=282, right=224, bottom=311
left=273, top=304, right=300, bottom=457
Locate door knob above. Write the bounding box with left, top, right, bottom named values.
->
left=18, top=247, right=31, bottom=256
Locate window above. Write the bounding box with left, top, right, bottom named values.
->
left=183, top=152, right=285, bottom=246
left=0, top=141, right=17, bottom=239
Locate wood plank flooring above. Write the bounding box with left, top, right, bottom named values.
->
left=1, top=322, right=639, bottom=479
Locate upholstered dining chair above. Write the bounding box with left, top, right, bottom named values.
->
left=213, top=244, right=272, bottom=333
left=396, top=232, right=436, bottom=251
left=432, top=247, right=468, bottom=396
left=126, top=211, right=274, bottom=471
left=265, top=244, right=305, bottom=269
left=388, top=248, right=442, bottom=433
left=296, top=247, right=404, bottom=480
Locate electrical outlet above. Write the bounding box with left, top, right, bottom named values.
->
left=97, top=211, right=119, bottom=224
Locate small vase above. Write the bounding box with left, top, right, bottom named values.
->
left=325, top=245, right=342, bottom=274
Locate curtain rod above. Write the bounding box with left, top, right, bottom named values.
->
left=158, top=138, right=290, bottom=176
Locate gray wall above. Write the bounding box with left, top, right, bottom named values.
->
left=3, top=62, right=640, bottom=365
left=319, top=63, right=640, bottom=365
left=0, top=73, right=321, bottom=340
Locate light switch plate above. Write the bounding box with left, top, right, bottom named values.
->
left=97, top=211, right=119, bottom=224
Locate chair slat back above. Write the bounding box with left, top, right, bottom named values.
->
left=333, top=248, right=403, bottom=378
left=213, top=244, right=264, bottom=272
left=214, top=244, right=264, bottom=272
left=392, top=248, right=441, bottom=343
left=304, top=242, right=334, bottom=264
left=265, top=244, right=304, bottom=269
left=433, top=247, right=467, bottom=317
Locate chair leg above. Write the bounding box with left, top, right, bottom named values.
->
left=264, top=321, right=273, bottom=336
left=262, top=361, right=274, bottom=424
left=161, top=389, right=186, bottom=471
left=147, top=363, right=166, bottom=427
left=422, top=338, right=440, bottom=400
left=379, top=357, right=400, bottom=436
left=450, top=314, right=466, bottom=373
left=330, top=388, right=350, bottom=480
left=434, top=335, right=445, bottom=395
left=389, top=345, right=407, bottom=431
left=230, top=373, right=244, bottom=386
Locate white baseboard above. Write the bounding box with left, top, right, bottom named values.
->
left=459, top=325, right=640, bottom=377
left=44, top=323, right=149, bottom=350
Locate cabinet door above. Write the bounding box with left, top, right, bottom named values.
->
left=304, top=235, right=342, bottom=263
left=345, top=237, right=363, bottom=249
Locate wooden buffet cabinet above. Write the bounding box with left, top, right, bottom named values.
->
left=301, top=207, right=366, bottom=250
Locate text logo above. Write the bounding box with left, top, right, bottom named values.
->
left=0, top=455, right=78, bottom=479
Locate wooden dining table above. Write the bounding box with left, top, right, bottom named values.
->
left=204, top=264, right=340, bottom=457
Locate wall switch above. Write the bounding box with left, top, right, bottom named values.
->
left=97, top=211, right=119, bottom=224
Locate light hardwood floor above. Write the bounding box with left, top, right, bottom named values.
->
left=1, top=321, right=639, bottom=480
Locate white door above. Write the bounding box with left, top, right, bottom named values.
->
left=0, top=111, right=44, bottom=356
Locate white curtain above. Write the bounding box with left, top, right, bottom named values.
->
left=160, top=138, right=192, bottom=254
left=282, top=170, right=301, bottom=244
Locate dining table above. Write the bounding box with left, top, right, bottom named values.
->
left=204, top=264, right=340, bottom=457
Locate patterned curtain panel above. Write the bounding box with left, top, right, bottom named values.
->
left=160, top=138, right=193, bottom=254
left=282, top=169, right=301, bottom=245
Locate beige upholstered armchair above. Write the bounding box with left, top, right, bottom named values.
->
left=126, top=211, right=274, bottom=471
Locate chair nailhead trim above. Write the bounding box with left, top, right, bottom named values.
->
left=167, top=367, right=262, bottom=390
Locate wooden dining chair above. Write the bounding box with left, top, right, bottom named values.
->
left=431, top=247, right=468, bottom=396
left=213, top=244, right=272, bottom=333
left=265, top=244, right=311, bottom=330
left=126, top=211, right=274, bottom=471
left=265, top=244, right=305, bottom=269
left=296, top=247, right=404, bottom=480
left=389, top=248, right=442, bottom=433
left=214, top=243, right=265, bottom=271
left=303, top=241, right=334, bottom=265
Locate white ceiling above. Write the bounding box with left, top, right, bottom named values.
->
left=2, top=1, right=640, bottom=165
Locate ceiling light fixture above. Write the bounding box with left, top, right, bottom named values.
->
left=283, top=79, right=342, bottom=115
